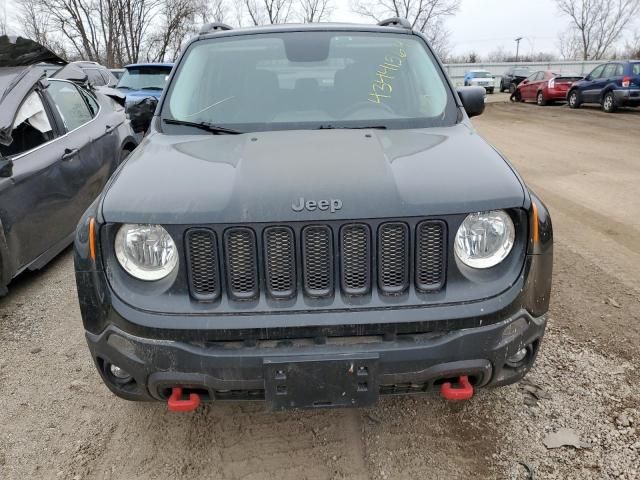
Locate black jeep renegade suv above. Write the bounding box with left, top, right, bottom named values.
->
left=74, top=19, right=553, bottom=411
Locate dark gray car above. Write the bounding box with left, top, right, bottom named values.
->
left=0, top=36, right=138, bottom=295
left=74, top=20, right=553, bottom=411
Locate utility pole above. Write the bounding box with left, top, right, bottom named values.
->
left=514, top=37, right=523, bottom=63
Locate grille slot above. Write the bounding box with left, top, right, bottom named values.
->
left=340, top=224, right=371, bottom=296
left=185, top=229, right=220, bottom=301
left=378, top=222, right=410, bottom=295
left=224, top=228, right=259, bottom=300
left=302, top=225, right=334, bottom=297
left=415, top=221, right=446, bottom=292
left=264, top=227, right=296, bottom=299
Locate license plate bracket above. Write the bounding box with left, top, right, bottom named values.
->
left=264, top=354, right=379, bottom=410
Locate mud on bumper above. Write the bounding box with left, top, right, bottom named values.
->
left=87, top=310, right=546, bottom=409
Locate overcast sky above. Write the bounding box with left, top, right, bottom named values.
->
left=334, top=0, right=568, bottom=56
left=2, top=0, right=637, bottom=57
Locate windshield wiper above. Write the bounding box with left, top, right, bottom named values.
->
left=317, top=125, right=387, bottom=130
left=163, top=119, right=243, bottom=135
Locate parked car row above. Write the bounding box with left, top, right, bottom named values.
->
left=511, top=61, right=640, bottom=113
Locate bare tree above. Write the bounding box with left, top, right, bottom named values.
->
left=201, top=0, right=229, bottom=23
left=558, top=29, right=582, bottom=59
left=116, top=0, right=159, bottom=66
left=351, top=0, right=459, bottom=31
left=618, top=31, right=640, bottom=58
left=300, top=0, right=332, bottom=22
left=35, top=0, right=102, bottom=61
left=0, top=7, right=7, bottom=35
left=243, top=0, right=293, bottom=25
left=148, top=0, right=200, bottom=62
left=18, top=0, right=50, bottom=45
left=17, top=0, right=72, bottom=58
left=425, top=18, right=452, bottom=60
left=556, top=0, right=640, bottom=60
left=350, top=0, right=460, bottom=58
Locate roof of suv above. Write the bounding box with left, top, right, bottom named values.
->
left=196, top=22, right=415, bottom=40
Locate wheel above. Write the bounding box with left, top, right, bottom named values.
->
left=568, top=90, right=580, bottom=109
left=603, top=92, right=616, bottom=113
left=509, top=83, right=516, bottom=94
left=536, top=91, right=547, bottom=106
left=487, top=88, right=494, bottom=94
left=499, top=81, right=505, bottom=93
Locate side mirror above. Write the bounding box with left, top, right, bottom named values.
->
left=0, top=157, right=14, bottom=178
left=584, top=75, right=591, bottom=81
left=456, top=86, right=485, bottom=118
left=127, top=96, right=159, bottom=134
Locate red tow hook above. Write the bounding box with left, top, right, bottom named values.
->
left=440, top=375, right=474, bottom=401
left=167, top=387, right=201, bottom=412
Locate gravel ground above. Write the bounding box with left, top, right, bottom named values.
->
left=0, top=100, right=639, bottom=479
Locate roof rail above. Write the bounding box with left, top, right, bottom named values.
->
left=377, top=18, right=412, bottom=29
left=199, top=22, right=233, bottom=34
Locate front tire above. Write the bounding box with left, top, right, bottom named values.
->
left=603, top=92, right=616, bottom=113
left=487, top=88, right=494, bottom=94
left=568, top=90, right=580, bottom=109
left=537, top=91, right=547, bottom=106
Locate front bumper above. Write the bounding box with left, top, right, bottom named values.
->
left=87, top=308, right=546, bottom=408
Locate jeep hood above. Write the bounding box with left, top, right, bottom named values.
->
left=102, top=124, right=525, bottom=224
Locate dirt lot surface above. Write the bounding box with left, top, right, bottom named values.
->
left=1, top=100, right=639, bottom=480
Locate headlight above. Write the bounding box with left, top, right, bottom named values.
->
left=454, top=210, right=515, bottom=269
left=115, top=224, right=178, bottom=281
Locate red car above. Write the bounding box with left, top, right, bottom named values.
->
left=514, top=70, right=583, bottom=105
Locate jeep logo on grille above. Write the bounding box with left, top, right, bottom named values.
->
left=292, top=197, right=342, bottom=213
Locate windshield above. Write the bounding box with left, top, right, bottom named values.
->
left=471, top=71, right=492, bottom=78
left=117, top=66, right=172, bottom=90
left=162, top=31, right=456, bottom=132
left=513, top=68, right=529, bottom=76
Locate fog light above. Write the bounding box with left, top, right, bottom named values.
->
left=506, top=347, right=528, bottom=367
left=109, top=363, right=131, bottom=380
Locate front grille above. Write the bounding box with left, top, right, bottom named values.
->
left=224, top=228, right=259, bottom=300
left=186, top=219, right=447, bottom=303
left=264, top=227, right=296, bottom=299
left=378, top=223, right=410, bottom=295
left=340, top=224, right=371, bottom=295
left=185, top=229, right=220, bottom=301
left=415, top=221, right=446, bottom=291
left=302, top=226, right=334, bottom=298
